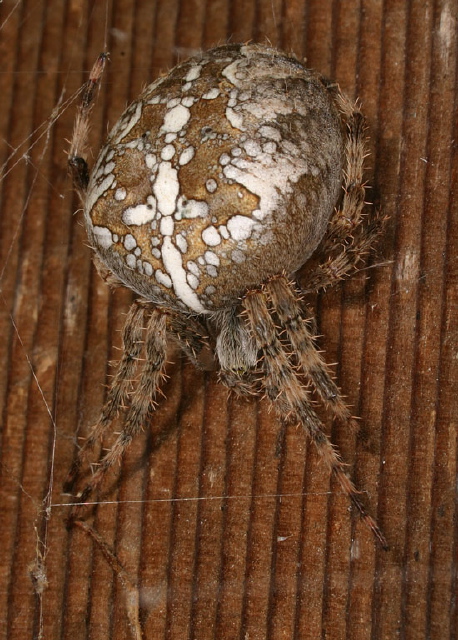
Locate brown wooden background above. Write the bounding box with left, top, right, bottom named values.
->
left=0, top=0, right=457, bottom=638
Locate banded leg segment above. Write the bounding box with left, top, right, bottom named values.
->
left=76, top=308, right=167, bottom=503
left=65, top=301, right=146, bottom=493
left=265, top=276, right=355, bottom=424
left=167, top=313, right=215, bottom=371
left=243, top=289, right=387, bottom=549
left=301, top=93, right=385, bottom=294
left=328, top=93, right=368, bottom=241
left=68, top=53, right=108, bottom=193
left=302, top=210, right=385, bottom=293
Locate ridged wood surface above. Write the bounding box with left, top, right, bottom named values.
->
left=0, top=1, right=456, bottom=638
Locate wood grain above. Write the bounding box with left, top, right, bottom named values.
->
left=0, top=0, right=456, bottom=638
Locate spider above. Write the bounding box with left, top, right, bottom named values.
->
left=66, top=44, right=387, bottom=549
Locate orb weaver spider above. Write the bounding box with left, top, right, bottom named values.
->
left=66, top=44, right=387, bottom=550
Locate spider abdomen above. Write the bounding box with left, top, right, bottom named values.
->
left=85, top=44, right=345, bottom=313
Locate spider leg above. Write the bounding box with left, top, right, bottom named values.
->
left=64, top=301, right=146, bottom=494
left=166, top=313, right=216, bottom=371
left=243, top=289, right=387, bottom=549
left=74, top=307, right=167, bottom=505
left=328, top=92, right=368, bottom=240
left=300, top=93, right=385, bottom=293
left=168, top=309, right=259, bottom=393
left=68, top=53, right=108, bottom=195
left=265, top=276, right=355, bottom=424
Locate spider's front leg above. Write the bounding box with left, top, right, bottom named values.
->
left=167, top=313, right=216, bottom=372
left=242, top=279, right=387, bottom=549
left=65, top=301, right=167, bottom=506
left=265, top=276, right=355, bottom=424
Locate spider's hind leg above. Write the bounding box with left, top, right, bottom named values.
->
left=242, top=284, right=387, bottom=549
left=68, top=53, right=108, bottom=196
left=300, top=92, right=385, bottom=294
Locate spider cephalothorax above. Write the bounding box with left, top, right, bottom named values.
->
left=67, top=44, right=386, bottom=548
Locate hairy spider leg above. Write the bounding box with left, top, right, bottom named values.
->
left=64, top=301, right=146, bottom=493
left=265, top=276, right=355, bottom=424
left=301, top=94, right=385, bottom=294
left=166, top=313, right=214, bottom=370
left=68, top=53, right=108, bottom=193
left=329, top=93, right=368, bottom=238
left=243, top=288, right=388, bottom=549
left=72, top=307, right=167, bottom=505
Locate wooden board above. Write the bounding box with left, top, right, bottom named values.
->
left=0, top=1, right=456, bottom=638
